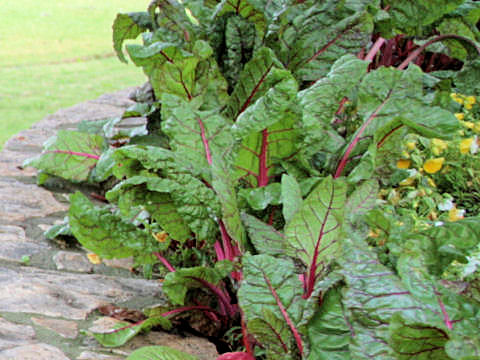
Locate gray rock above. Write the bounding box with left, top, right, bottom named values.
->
left=31, top=317, right=78, bottom=339
left=0, top=179, right=68, bottom=224
left=0, top=343, right=69, bottom=360
left=77, top=352, right=124, bottom=360
left=0, top=318, right=36, bottom=351
left=0, top=225, right=49, bottom=262
left=53, top=251, right=93, bottom=273
left=0, top=266, right=162, bottom=320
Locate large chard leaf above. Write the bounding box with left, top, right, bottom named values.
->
left=106, top=177, right=191, bottom=242
left=69, top=192, right=159, bottom=259
left=161, top=94, right=233, bottom=179
left=307, top=287, right=351, bottom=360
left=284, top=176, right=347, bottom=297
left=298, top=54, right=367, bottom=157
left=127, top=40, right=228, bottom=108
left=383, top=0, right=464, bottom=36
left=241, top=213, right=285, bottom=256
left=281, top=174, right=302, bottom=224
left=344, top=179, right=379, bottom=235
left=113, top=12, right=152, bottom=63
left=238, top=254, right=305, bottom=359
left=24, top=130, right=104, bottom=183
left=214, top=0, right=266, bottom=37
left=268, top=0, right=373, bottom=82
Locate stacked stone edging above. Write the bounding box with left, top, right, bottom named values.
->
left=0, top=89, right=218, bottom=360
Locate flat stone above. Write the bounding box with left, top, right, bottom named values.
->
left=53, top=251, right=93, bottom=273
left=0, top=179, right=68, bottom=224
left=103, top=258, right=134, bottom=271
left=0, top=150, right=38, bottom=177
left=77, top=351, right=124, bottom=360
left=31, top=317, right=78, bottom=339
left=0, top=343, right=69, bottom=360
left=3, top=129, right=49, bottom=154
left=0, top=225, right=49, bottom=262
left=0, top=318, right=36, bottom=351
left=88, top=318, right=218, bottom=360
left=0, top=266, right=163, bottom=320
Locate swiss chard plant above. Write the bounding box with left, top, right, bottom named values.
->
left=24, top=0, right=480, bottom=359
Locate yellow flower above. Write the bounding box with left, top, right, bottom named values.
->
left=406, top=141, right=416, bottom=151
left=473, top=122, right=480, bottom=134
left=431, top=138, right=448, bottom=155
left=427, top=177, right=437, bottom=188
left=153, top=231, right=169, bottom=243
left=448, top=207, right=465, bottom=222
left=396, top=159, right=411, bottom=169
left=399, top=177, right=415, bottom=186
left=455, top=113, right=465, bottom=121
left=465, top=96, right=476, bottom=106
left=451, top=93, right=464, bottom=105
left=423, top=158, right=444, bottom=174
left=87, top=253, right=102, bottom=265
left=461, top=121, right=475, bottom=129
left=465, top=103, right=473, bottom=110
left=460, top=138, right=474, bottom=154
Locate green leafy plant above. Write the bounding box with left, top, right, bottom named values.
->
left=24, top=0, right=480, bottom=359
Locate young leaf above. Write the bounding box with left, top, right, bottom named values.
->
left=90, top=317, right=171, bottom=348
left=23, top=130, right=104, bottom=182
left=69, top=192, right=158, bottom=259
left=241, top=213, right=286, bottom=257
left=284, top=176, right=347, bottom=298
left=113, top=12, right=152, bottom=63
left=162, top=264, right=232, bottom=305
left=238, top=254, right=305, bottom=359
left=126, top=345, right=197, bottom=360
left=281, top=174, right=302, bottom=223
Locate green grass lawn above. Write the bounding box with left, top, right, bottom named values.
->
left=0, top=0, right=151, bottom=147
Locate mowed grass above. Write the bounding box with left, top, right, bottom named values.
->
left=0, top=0, right=151, bottom=147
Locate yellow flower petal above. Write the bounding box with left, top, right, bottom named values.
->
left=448, top=207, right=464, bottom=222
left=431, top=138, right=448, bottom=155
left=473, top=122, right=480, bottom=134
left=455, top=113, right=465, bottom=121
left=460, top=138, right=474, bottom=154
left=153, top=231, right=169, bottom=243
left=399, top=177, right=415, bottom=186
left=465, top=96, right=476, bottom=105
left=87, top=253, right=102, bottom=265
left=396, top=159, right=411, bottom=169
left=427, top=177, right=436, bottom=188
left=462, top=121, right=475, bottom=129
left=451, top=93, right=464, bottom=104
left=423, top=158, right=444, bottom=174
left=406, top=141, right=416, bottom=151
left=465, top=103, right=473, bottom=110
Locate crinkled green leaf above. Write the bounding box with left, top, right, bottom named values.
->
left=44, top=217, right=72, bottom=240
left=225, top=47, right=285, bottom=120
left=238, top=254, right=306, bottom=359
left=383, top=0, right=464, bottom=36
left=269, top=1, right=373, bottom=81
left=281, top=174, right=302, bottom=224
left=90, top=317, right=172, bottom=348
left=298, top=54, right=367, bottom=157
left=214, top=0, right=266, bottom=37
left=211, top=14, right=256, bottom=92
left=211, top=157, right=246, bottom=247
left=128, top=40, right=228, bottom=108
left=163, top=263, right=232, bottom=305
left=24, top=130, right=104, bottom=182
left=69, top=192, right=158, bottom=259
left=106, top=177, right=191, bottom=242
left=112, top=145, right=174, bottom=179
left=241, top=213, right=286, bottom=257
left=437, top=19, right=478, bottom=61
left=285, top=176, right=346, bottom=277
left=127, top=346, right=197, bottom=360
left=238, top=183, right=281, bottom=211
left=446, top=334, right=480, bottom=359
left=388, top=313, right=449, bottom=360
left=161, top=94, right=234, bottom=179
left=455, top=59, right=480, bottom=96
left=344, top=179, right=379, bottom=234
left=91, top=147, right=116, bottom=182
left=113, top=12, right=152, bottom=63
left=307, top=287, right=351, bottom=360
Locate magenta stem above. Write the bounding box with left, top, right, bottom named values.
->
left=364, top=37, right=386, bottom=63
left=258, top=129, right=269, bottom=187
left=154, top=252, right=176, bottom=272
left=50, top=150, right=100, bottom=160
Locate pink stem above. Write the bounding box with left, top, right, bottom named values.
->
left=258, top=129, right=269, bottom=187
left=197, top=117, right=212, bottom=165
left=435, top=288, right=453, bottom=330
left=264, top=274, right=303, bottom=356
left=50, top=150, right=100, bottom=160
left=154, top=252, right=176, bottom=272
left=161, top=305, right=219, bottom=317
left=364, top=37, right=386, bottom=63
left=214, top=240, right=226, bottom=261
